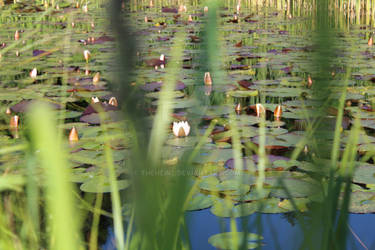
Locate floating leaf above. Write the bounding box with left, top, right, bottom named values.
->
left=208, top=232, right=262, bottom=249
left=186, top=193, right=214, bottom=211
left=80, top=178, right=130, bottom=193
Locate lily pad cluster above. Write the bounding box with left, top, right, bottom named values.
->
left=0, top=1, right=128, bottom=193
left=135, top=1, right=375, bottom=220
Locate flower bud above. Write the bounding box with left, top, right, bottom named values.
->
left=14, top=30, right=20, bottom=41
left=368, top=36, right=373, bottom=46
left=307, top=75, right=313, bottom=88
left=10, top=115, right=19, bottom=128
left=91, top=96, right=100, bottom=103
left=93, top=72, right=100, bottom=85
left=83, top=50, right=90, bottom=63
left=109, top=97, right=118, bottom=107
left=30, top=68, right=37, bottom=79
left=69, top=126, right=79, bottom=142
left=256, top=103, right=265, bottom=117
left=235, top=103, right=241, bottom=114
left=172, top=121, right=190, bottom=137
left=204, top=72, right=212, bottom=85
left=274, top=105, right=282, bottom=119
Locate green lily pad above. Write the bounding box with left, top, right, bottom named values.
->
left=166, top=136, right=211, bottom=147
left=80, top=178, right=130, bottom=193
left=269, top=178, right=320, bottom=198
left=211, top=199, right=258, bottom=218
left=256, top=198, right=292, bottom=213
left=353, top=164, right=375, bottom=184
left=208, top=232, right=263, bottom=249
left=228, top=90, right=259, bottom=98
left=348, top=191, right=375, bottom=213
left=277, top=198, right=310, bottom=212
left=193, top=148, right=233, bottom=164
left=186, top=193, right=215, bottom=211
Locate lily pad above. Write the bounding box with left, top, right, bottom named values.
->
left=186, top=193, right=215, bottom=211
left=208, top=232, right=263, bottom=250
left=80, top=178, right=130, bottom=193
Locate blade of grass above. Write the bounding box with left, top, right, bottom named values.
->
left=28, top=103, right=82, bottom=250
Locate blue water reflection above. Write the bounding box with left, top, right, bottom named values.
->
left=102, top=210, right=375, bottom=249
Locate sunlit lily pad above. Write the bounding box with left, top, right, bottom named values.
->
left=228, top=90, right=259, bottom=98
left=348, top=191, right=375, bottom=213
left=208, top=232, right=263, bottom=250
left=269, top=178, right=320, bottom=198
left=353, top=164, right=375, bottom=184
left=255, top=197, right=293, bottom=213
left=186, top=193, right=214, bottom=211
left=277, top=198, right=310, bottom=212
left=80, top=178, right=130, bottom=193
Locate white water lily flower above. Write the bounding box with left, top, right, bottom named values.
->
left=91, top=96, right=100, bottom=103
left=30, top=68, right=37, bottom=79
left=82, top=4, right=88, bottom=13
left=83, top=50, right=91, bottom=63
left=172, top=121, right=190, bottom=137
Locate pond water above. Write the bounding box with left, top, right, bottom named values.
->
left=102, top=211, right=375, bottom=249
left=2, top=0, right=375, bottom=249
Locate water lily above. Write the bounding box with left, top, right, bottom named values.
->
left=204, top=6, right=208, bottom=12
left=255, top=103, right=265, bottom=117
left=10, top=115, right=19, bottom=128
left=204, top=72, right=212, bottom=85
left=368, top=36, right=373, bottom=46
left=30, top=68, right=37, bottom=79
left=188, top=15, right=193, bottom=22
left=93, top=72, right=100, bottom=85
left=82, top=4, right=88, bottom=13
left=304, top=145, right=309, bottom=154
left=14, top=30, right=19, bottom=40
left=69, top=126, right=79, bottom=142
left=173, top=121, right=190, bottom=137
left=5, top=108, right=11, bottom=115
left=307, top=75, right=313, bottom=88
left=274, top=105, right=282, bottom=119
left=109, top=97, right=118, bottom=107
left=83, top=50, right=90, bottom=63
left=91, top=96, right=100, bottom=103
left=178, top=5, right=187, bottom=12
left=235, top=103, right=241, bottom=114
